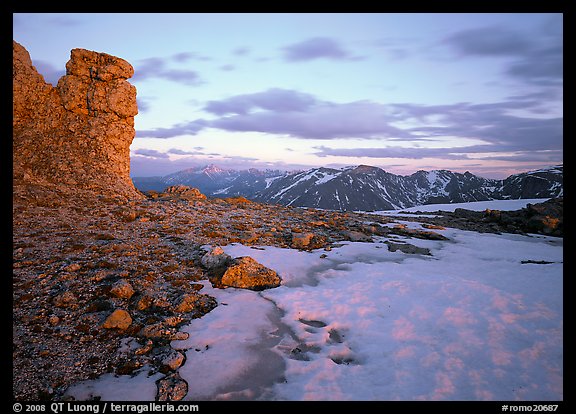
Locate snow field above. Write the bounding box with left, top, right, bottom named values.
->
left=65, top=200, right=562, bottom=401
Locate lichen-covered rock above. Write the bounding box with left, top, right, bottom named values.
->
left=102, top=309, right=132, bottom=330
left=221, top=256, right=281, bottom=291
left=110, top=280, right=135, bottom=299
left=157, top=373, right=188, bottom=401
left=291, top=232, right=315, bottom=249
left=13, top=40, right=141, bottom=199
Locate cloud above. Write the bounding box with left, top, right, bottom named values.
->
left=388, top=100, right=563, bottom=152
left=232, top=47, right=250, bottom=56
left=136, top=89, right=562, bottom=167
left=209, top=100, right=411, bottom=139
left=443, top=22, right=563, bottom=87
left=313, top=146, right=476, bottom=160
left=133, top=149, right=170, bottom=159
left=136, top=120, right=207, bottom=139
left=171, top=52, right=212, bottom=62
left=282, top=37, right=360, bottom=62
left=204, top=88, right=317, bottom=116
left=219, top=64, right=236, bottom=71
left=132, top=57, right=203, bottom=85
left=505, top=45, right=562, bottom=86
left=136, top=97, right=152, bottom=113
left=167, top=148, right=206, bottom=156
left=444, top=26, right=532, bottom=57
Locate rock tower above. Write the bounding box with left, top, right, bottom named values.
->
left=13, top=40, right=142, bottom=199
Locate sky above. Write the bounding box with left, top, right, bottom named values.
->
left=13, top=13, right=563, bottom=179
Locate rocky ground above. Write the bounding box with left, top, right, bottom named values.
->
left=12, top=182, right=563, bottom=400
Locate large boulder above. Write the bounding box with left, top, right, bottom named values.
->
left=13, top=40, right=141, bottom=199
left=221, top=256, right=281, bottom=291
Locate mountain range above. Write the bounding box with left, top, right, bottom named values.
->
left=132, top=164, right=563, bottom=211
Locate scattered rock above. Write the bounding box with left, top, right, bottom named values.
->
left=220, top=256, right=281, bottom=291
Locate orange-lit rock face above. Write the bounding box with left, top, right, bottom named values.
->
left=13, top=40, right=141, bottom=199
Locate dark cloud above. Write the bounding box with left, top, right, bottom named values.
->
left=132, top=57, right=203, bottom=86
left=444, top=26, right=532, bottom=57
left=232, top=47, right=250, bottom=56
left=282, top=37, right=360, bottom=62
left=171, top=52, right=212, bottom=62
left=136, top=97, right=152, bottom=113
left=313, top=145, right=563, bottom=164
left=133, top=149, right=170, bottom=159
left=209, top=100, right=411, bottom=140
left=204, top=88, right=317, bottom=116
left=443, top=21, right=563, bottom=87
left=505, top=45, right=563, bottom=86
left=390, top=101, right=563, bottom=153
left=136, top=120, right=207, bottom=139
left=167, top=148, right=206, bottom=155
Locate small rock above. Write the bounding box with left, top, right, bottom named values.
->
left=110, top=279, right=135, bottom=299
left=102, top=309, right=132, bottom=330
left=53, top=291, right=78, bottom=309
left=64, top=263, right=81, bottom=272
left=174, top=293, right=200, bottom=313
left=342, top=230, right=372, bottom=242
left=157, top=373, right=188, bottom=401
left=291, top=232, right=315, bottom=249
left=161, top=350, right=185, bottom=372
left=135, top=339, right=154, bottom=356
left=135, top=294, right=154, bottom=311
left=200, top=247, right=232, bottom=270
left=385, top=241, right=431, bottom=255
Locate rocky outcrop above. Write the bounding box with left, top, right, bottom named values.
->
left=403, top=197, right=563, bottom=237
left=13, top=40, right=141, bottom=199
left=161, top=185, right=207, bottom=201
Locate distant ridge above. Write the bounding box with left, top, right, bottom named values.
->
left=132, top=164, right=563, bottom=211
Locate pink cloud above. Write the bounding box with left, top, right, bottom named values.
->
left=395, top=346, right=416, bottom=359
left=392, top=317, right=417, bottom=341
left=431, top=372, right=456, bottom=399
left=443, top=307, right=477, bottom=327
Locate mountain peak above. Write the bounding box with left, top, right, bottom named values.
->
left=349, top=165, right=381, bottom=174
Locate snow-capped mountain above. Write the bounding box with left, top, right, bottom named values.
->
left=132, top=164, right=286, bottom=197
left=252, top=165, right=501, bottom=210
left=132, top=164, right=563, bottom=211
left=499, top=165, right=564, bottom=199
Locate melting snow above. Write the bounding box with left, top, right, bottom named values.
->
left=65, top=199, right=563, bottom=401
